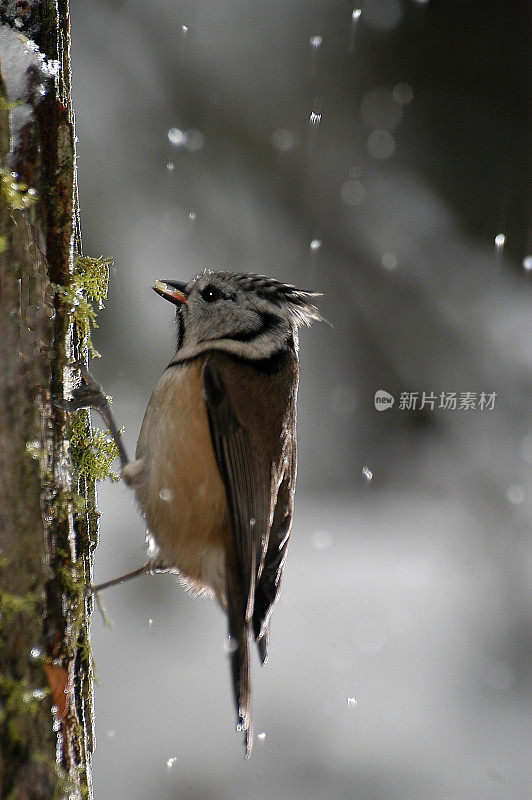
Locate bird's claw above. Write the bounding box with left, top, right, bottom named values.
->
left=147, top=556, right=172, bottom=575
left=52, top=361, right=130, bottom=469
left=53, top=361, right=108, bottom=414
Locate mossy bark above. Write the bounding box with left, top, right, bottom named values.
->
left=0, top=3, right=96, bottom=799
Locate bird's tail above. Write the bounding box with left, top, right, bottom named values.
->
left=226, top=576, right=253, bottom=757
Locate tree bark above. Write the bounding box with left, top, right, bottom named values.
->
left=0, top=3, right=97, bottom=798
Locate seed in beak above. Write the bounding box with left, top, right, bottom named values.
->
left=153, top=280, right=188, bottom=306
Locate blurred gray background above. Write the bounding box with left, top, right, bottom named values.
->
left=69, top=1, right=530, bottom=798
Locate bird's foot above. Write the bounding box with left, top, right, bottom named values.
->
left=88, top=559, right=172, bottom=595
left=146, top=556, right=173, bottom=575
left=53, top=360, right=129, bottom=469
left=54, top=360, right=106, bottom=413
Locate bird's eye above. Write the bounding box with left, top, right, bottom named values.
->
left=201, top=284, right=222, bottom=303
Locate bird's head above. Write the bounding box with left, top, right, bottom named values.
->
left=153, top=270, right=322, bottom=360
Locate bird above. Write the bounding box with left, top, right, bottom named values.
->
left=64, top=270, right=322, bottom=756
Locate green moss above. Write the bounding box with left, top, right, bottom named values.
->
left=73, top=255, right=111, bottom=305
left=77, top=625, right=92, bottom=666
left=0, top=676, right=50, bottom=743
left=50, top=488, right=88, bottom=523
left=67, top=410, right=120, bottom=482
left=0, top=97, right=23, bottom=112
left=54, top=549, right=94, bottom=658
left=0, top=588, right=40, bottom=617
left=56, top=562, right=88, bottom=677
left=54, top=253, right=120, bottom=482
left=47, top=253, right=116, bottom=794
left=53, top=254, right=112, bottom=357
left=56, top=554, right=85, bottom=597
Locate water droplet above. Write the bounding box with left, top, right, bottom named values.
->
left=348, top=9, right=362, bottom=53
left=167, top=162, right=175, bottom=171
left=30, top=646, right=42, bottom=660
left=381, top=252, right=398, bottom=270
left=167, top=757, right=177, bottom=769
left=308, top=99, right=323, bottom=152
left=310, top=238, right=322, bottom=251
left=52, top=717, right=61, bottom=732
left=26, top=440, right=42, bottom=459
left=181, top=25, right=188, bottom=33
left=362, top=465, right=373, bottom=482
left=168, top=128, right=185, bottom=146
left=393, top=82, right=414, bottom=105
left=312, top=530, right=332, bottom=550
left=347, top=696, right=358, bottom=708
left=271, top=128, right=299, bottom=152
left=27, top=187, right=37, bottom=196
left=32, top=688, right=46, bottom=700
left=249, top=517, right=256, bottom=528
left=257, top=731, right=266, bottom=740
left=494, top=233, right=506, bottom=257
left=309, top=35, right=322, bottom=49
left=189, top=211, right=197, bottom=221
left=506, top=485, right=524, bottom=505
left=367, top=129, right=395, bottom=159
left=363, top=0, right=403, bottom=31
left=340, top=179, right=366, bottom=207
left=106, top=728, right=116, bottom=738
left=223, top=636, right=239, bottom=654
left=148, top=618, right=153, bottom=626
left=522, top=255, right=532, bottom=271
left=158, top=487, right=173, bottom=502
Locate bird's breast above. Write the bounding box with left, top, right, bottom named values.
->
left=133, top=360, right=230, bottom=599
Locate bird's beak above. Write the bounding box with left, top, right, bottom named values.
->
left=153, top=280, right=188, bottom=306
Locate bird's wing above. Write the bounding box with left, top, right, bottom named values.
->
left=252, top=442, right=295, bottom=664
left=202, top=359, right=271, bottom=622
left=203, top=352, right=297, bottom=756
left=203, top=356, right=277, bottom=757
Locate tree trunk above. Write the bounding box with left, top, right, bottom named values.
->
left=0, top=3, right=99, bottom=798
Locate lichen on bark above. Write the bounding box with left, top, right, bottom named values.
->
left=0, top=3, right=108, bottom=798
